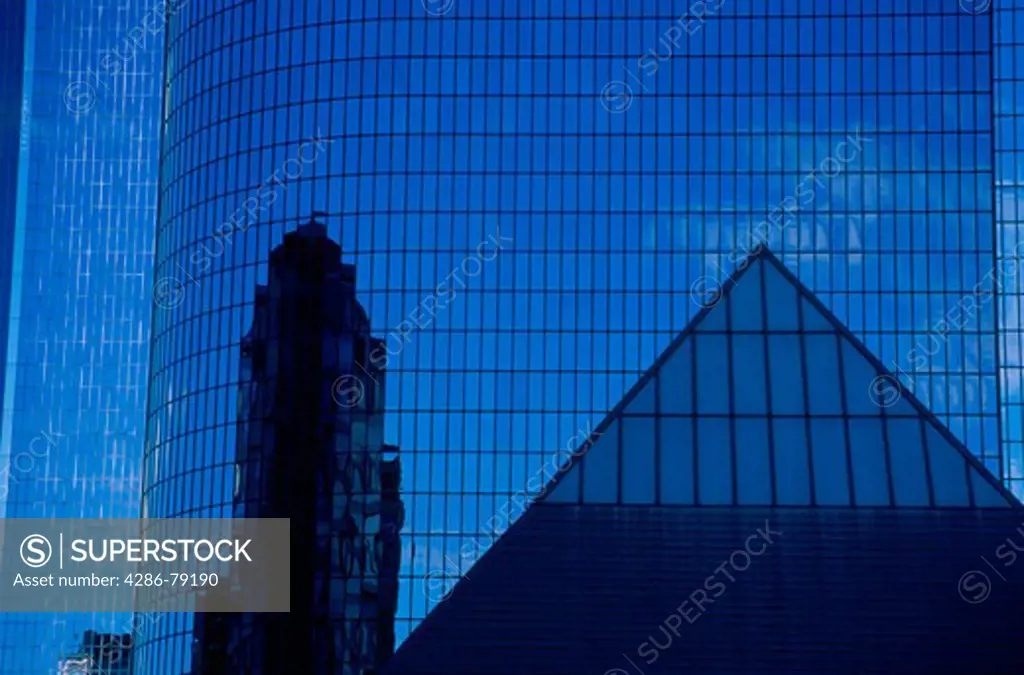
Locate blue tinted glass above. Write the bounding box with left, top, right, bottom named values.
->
left=0, top=0, right=161, bottom=669
left=971, top=471, right=1010, bottom=508
left=660, top=341, right=695, bottom=415
left=848, top=418, right=891, bottom=506
left=995, top=0, right=1024, bottom=499
left=695, top=298, right=728, bottom=334
left=728, top=263, right=766, bottom=332
left=805, top=334, right=842, bottom=415
left=801, top=299, right=835, bottom=333
left=660, top=417, right=695, bottom=505
left=582, top=419, right=620, bottom=504
left=696, top=335, right=731, bottom=415
left=546, top=461, right=580, bottom=504
left=773, top=419, right=812, bottom=505
left=56, top=1, right=1018, bottom=669
left=924, top=424, right=970, bottom=507
left=622, top=417, right=656, bottom=505
left=840, top=341, right=890, bottom=417
left=735, top=419, right=773, bottom=504
left=698, top=418, right=734, bottom=505
left=732, top=335, right=768, bottom=414
left=886, top=418, right=930, bottom=507
left=768, top=334, right=805, bottom=415
left=763, top=262, right=801, bottom=331
left=810, top=418, right=851, bottom=505
left=624, top=375, right=658, bottom=416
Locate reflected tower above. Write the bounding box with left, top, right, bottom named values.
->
left=185, top=217, right=404, bottom=675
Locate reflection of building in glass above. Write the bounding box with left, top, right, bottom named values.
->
left=57, top=631, right=133, bottom=675
left=383, top=249, right=1024, bottom=675
left=149, top=3, right=1019, bottom=652
left=189, top=218, right=404, bottom=675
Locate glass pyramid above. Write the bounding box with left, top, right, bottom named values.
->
left=544, top=248, right=1019, bottom=509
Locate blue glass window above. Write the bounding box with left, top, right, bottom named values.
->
left=841, top=341, right=888, bottom=418
left=735, top=419, right=773, bottom=505
left=801, top=298, right=835, bottom=332
left=728, top=264, right=765, bottom=332
left=546, top=459, right=580, bottom=505
left=763, top=262, right=801, bottom=332
left=581, top=419, right=620, bottom=504
left=660, top=418, right=695, bottom=505
left=848, top=418, right=891, bottom=506
left=886, top=418, right=930, bottom=507
left=810, top=418, right=851, bottom=506
left=624, top=375, right=658, bottom=416
left=805, top=335, right=843, bottom=415
left=622, top=417, right=656, bottom=505
left=925, top=424, right=970, bottom=507
left=971, top=470, right=1010, bottom=508
left=773, top=419, right=812, bottom=505
left=660, top=341, right=694, bottom=416
left=698, top=419, right=733, bottom=505
left=695, top=335, right=731, bottom=415
left=768, top=335, right=805, bottom=415
left=732, top=335, right=768, bottom=415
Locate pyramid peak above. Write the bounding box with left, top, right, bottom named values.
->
left=539, top=249, right=1018, bottom=509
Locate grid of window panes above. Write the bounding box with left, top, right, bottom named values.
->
left=543, top=254, right=1016, bottom=510
left=0, top=0, right=161, bottom=673
left=139, top=1, right=999, bottom=669
left=996, top=0, right=1024, bottom=499
left=0, top=0, right=27, bottom=423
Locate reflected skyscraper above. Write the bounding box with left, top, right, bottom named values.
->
left=158, top=219, right=403, bottom=675
left=145, top=0, right=1018, bottom=663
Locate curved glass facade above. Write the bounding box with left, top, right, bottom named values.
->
left=141, top=1, right=1014, bottom=672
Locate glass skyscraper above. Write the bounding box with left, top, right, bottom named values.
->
left=141, top=1, right=1017, bottom=671
left=995, top=0, right=1024, bottom=498
left=0, top=0, right=164, bottom=672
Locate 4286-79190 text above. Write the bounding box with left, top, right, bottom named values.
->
left=125, top=573, right=219, bottom=587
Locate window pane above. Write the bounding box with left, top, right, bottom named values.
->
left=660, top=341, right=695, bottom=416
left=925, top=423, right=970, bottom=507
left=971, top=470, right=1009, bottom=508
left=773, top=419, right=812, bottom=505
left=733, top=335, right=768, bottom=414
left=728, top=263, right=765, bottom=332
left=660, top=418, right=695, bottom=505
left=887, top=418, right=929, bottom=507
left=624, top=375, right=657, bottom=416
left=546, top=462, right=580, bottom=504
left=805, top=335, right=842, bottom=415
left=622, top=417, right=655, bottom=505
left=736, top=419, right=773, bottom=504
left=849, top=418, right=891, bottom=506
left=582, top=419, right=620, bottom=504
left=698, top=418, right=733, bottom=505
left=810, top=418, right=851, bottom=505
left=768, top=334, right=805, bottom=415
left=696, top=335, right=730, bottom=415
left=763, top=263, right=800, bottom=331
